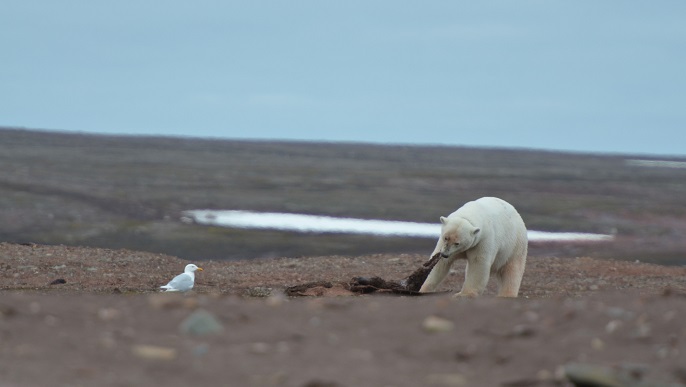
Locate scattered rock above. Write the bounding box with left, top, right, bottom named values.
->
left=179, top=309, right=224, bottom=336
left=606, top=306, right=634, bottom=320
left=131, top=344, right=177, bottom=361
left=632, top=323, right=652, bottom=340
left=422, top=315, right=455, bottom=333
left=250, top=342, right=270, bottom=355
left=49, top=278, right=66, bottom=285
left=674, top=367, right=686, bottom=383
left=192, top=343, right=209, bottom=357
left=265, top=292, right=288, bottom=306
left=0, top=304, right=17, bottom=318
left=605, top=320, right=623, bottom=334
left=564, top=363, right=668, bottom=387
left=244, top=286, right=273, bottom=297
left=97, top=308, right=121, bottom=321
left=591, top=337, right=605, bottom=351
left=453, top=345, right=477, bottom=362
left=565, top=363, right=626, bottom=387
left=425, top=372, right=467, bottom=386
left=509, top=324, right=537, bottom=338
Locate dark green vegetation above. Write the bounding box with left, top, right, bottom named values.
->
left=1, top=128, right=685, bottom=264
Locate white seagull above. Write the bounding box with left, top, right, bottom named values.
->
left=160, top=264, right=203, bottom=292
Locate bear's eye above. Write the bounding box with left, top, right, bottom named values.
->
left=454, top=242, right=460, bottom=246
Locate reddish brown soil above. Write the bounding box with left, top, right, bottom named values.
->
left=2, top=242, right=686, bottom=386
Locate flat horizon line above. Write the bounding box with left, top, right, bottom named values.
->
left=2, top=125, right=685, bottom=158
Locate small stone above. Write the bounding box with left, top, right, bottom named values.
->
left=605, top=320, right=623, bottom=334
left=250, top=342, right=270, bottom=354
left=616, top=363, right=649, bottom=381
left=244, top=287, right=273, bottom=297
left=309, top=316, right=321, bottom=327
left=131, top=345, right=177, bottom=361
left=632, top=323, right=652, bottom=339
left=192, top=344, right=209, bottom=357
left=454, top=345, right=477, bottom=362
left=97, top=308, right=121, bottom=321
left=591, top=337, right=605, bottom=351
left=422, top=315, right=455, bottom=333
left=564, top=363, right=618, bottom=386
left=179, top=309, right=224, bottom=336
left=49, top=278, right=66, bottom=285
left=425, top=373, right=467, bottom=386
left=536, top=369, right=552, bottom=381
left=510, top=324, right=537, bottom=338
left=265, top=293, right=288, bottom=307
left=0, top=304, right=17, bottom=318
left=656, top=346, right=670, bottom=359
left=563, top=363, right=661, bottom=386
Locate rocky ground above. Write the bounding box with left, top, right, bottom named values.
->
left=2, top=242, right=686, bottom=386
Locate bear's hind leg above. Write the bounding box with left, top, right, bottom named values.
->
left=496, top=251, right=527, bottom=298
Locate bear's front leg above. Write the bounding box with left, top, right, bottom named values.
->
left=419, top=256, right=454, bottom=293
left=456, top=257, right=491, bottom=297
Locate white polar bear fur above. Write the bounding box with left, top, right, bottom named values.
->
left=419, top=197, right=527, bottom=297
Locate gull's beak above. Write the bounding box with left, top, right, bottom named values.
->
left=197, top=267, right=204, bottom=271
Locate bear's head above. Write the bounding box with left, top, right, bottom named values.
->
left=438, top=216, right=480, bottom=258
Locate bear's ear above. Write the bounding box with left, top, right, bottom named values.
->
left=439, top=216, right=447, bottom=224
left=472, top=227, right=481, bottom=236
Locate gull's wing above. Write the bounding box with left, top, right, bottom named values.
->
left=161, top=273, right=194, bottom=291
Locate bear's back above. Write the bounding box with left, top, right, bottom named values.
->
left=453, top=197, right=526, bottom=235
left=453, top=196, right=513, bottom=217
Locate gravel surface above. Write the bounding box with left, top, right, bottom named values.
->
left=2, top=242, right=686, bottom=386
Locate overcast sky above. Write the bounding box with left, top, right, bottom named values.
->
left=2, top=1, right=685, bottom=155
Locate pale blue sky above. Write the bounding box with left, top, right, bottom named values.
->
left=2, top=1, right=685, bottom=155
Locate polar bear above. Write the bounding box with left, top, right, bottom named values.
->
left=419, top=197, right=527, bottom=297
